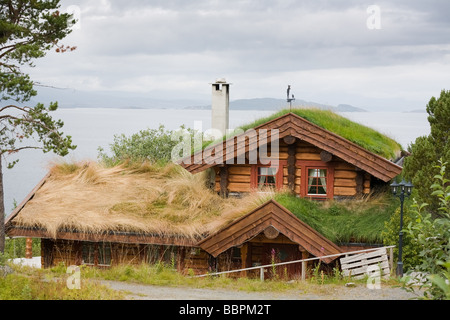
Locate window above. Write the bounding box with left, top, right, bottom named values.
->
left=257, top=167, right=277, bottom=189
left=251, top=164, right=283, bottom=190
left=98, top=242, right=111, bottom=266
left=82, top=242, right=111, bottom=266
left=82, top=242, right=95, bottom=265
left=307, top=169, right=327, bottom=196
left=298, top=161, right=334, bottom=199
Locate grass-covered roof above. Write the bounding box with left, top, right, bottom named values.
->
left=233, top=108, right=403, bottom=160
left=10, top=161, right=395, bottom=244
left=200, top=108, right=402, bottom=160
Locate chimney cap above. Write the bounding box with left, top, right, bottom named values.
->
left=215, top=78, right=227, bottom=83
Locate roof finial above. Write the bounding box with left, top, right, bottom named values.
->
left=287, top=85, right=295, bottom=111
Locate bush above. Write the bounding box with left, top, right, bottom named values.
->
left=97, top=124, right=198, bottom=166
left=381, top=205, right=421, bottom=272
left=403, top=160, right=450, bottom=299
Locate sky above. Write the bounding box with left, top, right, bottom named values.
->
left=26, top=0, right=450, bottom=112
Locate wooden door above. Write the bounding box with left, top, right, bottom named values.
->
left=262, top=243, right=302, bottom=279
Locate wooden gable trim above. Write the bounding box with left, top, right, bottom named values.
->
left=5, top=172, right=51, bottom=229
left=179, top=113, right=402, bottom=182
left=198, top=199, right=342, bottom=263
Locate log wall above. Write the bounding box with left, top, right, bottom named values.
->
left=214, top=139, right=371, bottom=198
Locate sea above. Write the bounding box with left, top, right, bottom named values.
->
left=2, top=108, right=430, bottom=216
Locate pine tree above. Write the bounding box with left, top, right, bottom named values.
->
left=403, top=90, right=450, bottom=212
left=0, top=0, right=77, bottom=253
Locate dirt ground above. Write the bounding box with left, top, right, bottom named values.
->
left=100, top=280, right=421, bottom=300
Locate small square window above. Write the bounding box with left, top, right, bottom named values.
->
left=307, top=168, right=327, bottom=195
left=257, top=167, right=277, bottom=189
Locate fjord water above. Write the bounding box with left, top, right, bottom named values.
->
left=3, top=108, right=429, bottom=215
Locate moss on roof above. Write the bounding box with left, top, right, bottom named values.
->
left=224, top=108, right=402, bottom=160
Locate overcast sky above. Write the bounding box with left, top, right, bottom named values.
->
left=26, top=0, right=450, bottom=111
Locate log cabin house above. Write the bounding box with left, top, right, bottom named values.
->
left=5, top=81, right=404, bottom=279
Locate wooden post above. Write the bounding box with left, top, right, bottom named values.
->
left=301, top=251, right=308, bottom=281
left=25, top=238, right=33, bottom=259
left=356, top=170, right=364, bottom=196
left=260, top=267, right=265, bottom=281
left=219, top=165, right=229, bottom=198
left=240, top=243, right=248, bottom=277
left=389, top=247, right=394, bottom=275
left=287, top=143, right=296, bottom=193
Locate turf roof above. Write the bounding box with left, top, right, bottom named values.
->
left=210, top=108, right=402, bottom=160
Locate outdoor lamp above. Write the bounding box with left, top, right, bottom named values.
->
left=390, top=178, right=414, bottom=277
left=390, top=181, right=399, bottom=195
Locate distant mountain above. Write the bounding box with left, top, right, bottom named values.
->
left=187, top=98, right=367, bottom=112
left=29, top=87, right=366, bottom=112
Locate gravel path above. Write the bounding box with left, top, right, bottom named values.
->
left=100, top=280, right=420, bottom=300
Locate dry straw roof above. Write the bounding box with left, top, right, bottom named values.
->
left=8, top=161, right=270, bottom=241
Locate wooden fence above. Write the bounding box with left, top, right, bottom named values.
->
left=195, top=245, right=395, bottom=281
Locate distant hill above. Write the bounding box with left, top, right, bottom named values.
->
left=187, top=98, right=367, bottom=112
left=29, top=87, right=366, bottom=112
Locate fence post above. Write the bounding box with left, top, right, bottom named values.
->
left=389, top=246, right=394, bottom=275
left=301, top=261, right=306, bottom=281
left=260, top=267, right=264, bottom=281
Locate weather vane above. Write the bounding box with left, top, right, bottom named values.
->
left=287, top=85, right=295, bottom=111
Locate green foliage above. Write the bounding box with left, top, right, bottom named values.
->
left=98, top=124, right=197, bottom=166
left=0, top=267, right=124, bottom=300
left=428, top=261, right=450, bottom=300
left=404, top=160, right=450, bottom=299
left=403, top=90, right=450, bottom=212
left=381, top=206, right=421, bottom=271
left=4, top=238, right=41, bottom=259
left=1, top=0, right=77, bottom=253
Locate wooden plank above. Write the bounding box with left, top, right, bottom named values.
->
left=227, top=182, right=251, bottom=192
left=341, top=255, right=388, bottom=269
left=228, top=174, right=251, bottom=183
left=334, top=170, right=357, bottom=179
left=296, top=153, right=321, bottom=161
left=228, top=166, right=251, bottom=175
left=334, top=186, right=356, bottom=196
left=334, top=178, right=357, bottom=187
left=340, top=248, right=387, bottom=263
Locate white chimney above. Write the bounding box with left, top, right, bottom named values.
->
left=211, top=78, right=230, bottom=135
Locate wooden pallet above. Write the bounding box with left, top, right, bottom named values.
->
left=340, top=248, right=390, bottom=280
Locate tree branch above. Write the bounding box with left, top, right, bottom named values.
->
left=0, top=105, right=32, bottom=114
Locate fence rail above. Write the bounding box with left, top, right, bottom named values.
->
left=195, top=245, right=395, bottom=281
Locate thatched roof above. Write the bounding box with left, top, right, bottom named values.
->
left=6, top=161, right=270, bottom=242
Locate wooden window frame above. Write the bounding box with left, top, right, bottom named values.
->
left=298, top=161, right=334, bottom=199
left=250, top=162, right=284, bottom=190
left=82, top=242, right=112, bottom=267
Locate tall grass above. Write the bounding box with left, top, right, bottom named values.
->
left=0, top=265, right=124, bottom=300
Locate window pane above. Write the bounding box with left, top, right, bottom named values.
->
left=307, top=168, right=327, bottom=195
left=82, top=242, right=95, bottom=265
left=98, top=242, right=111, bottom=266
left=257, top=166, right=277, bottom=188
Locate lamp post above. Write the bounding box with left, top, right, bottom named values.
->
left=390, top=179, right=414, bottom=277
